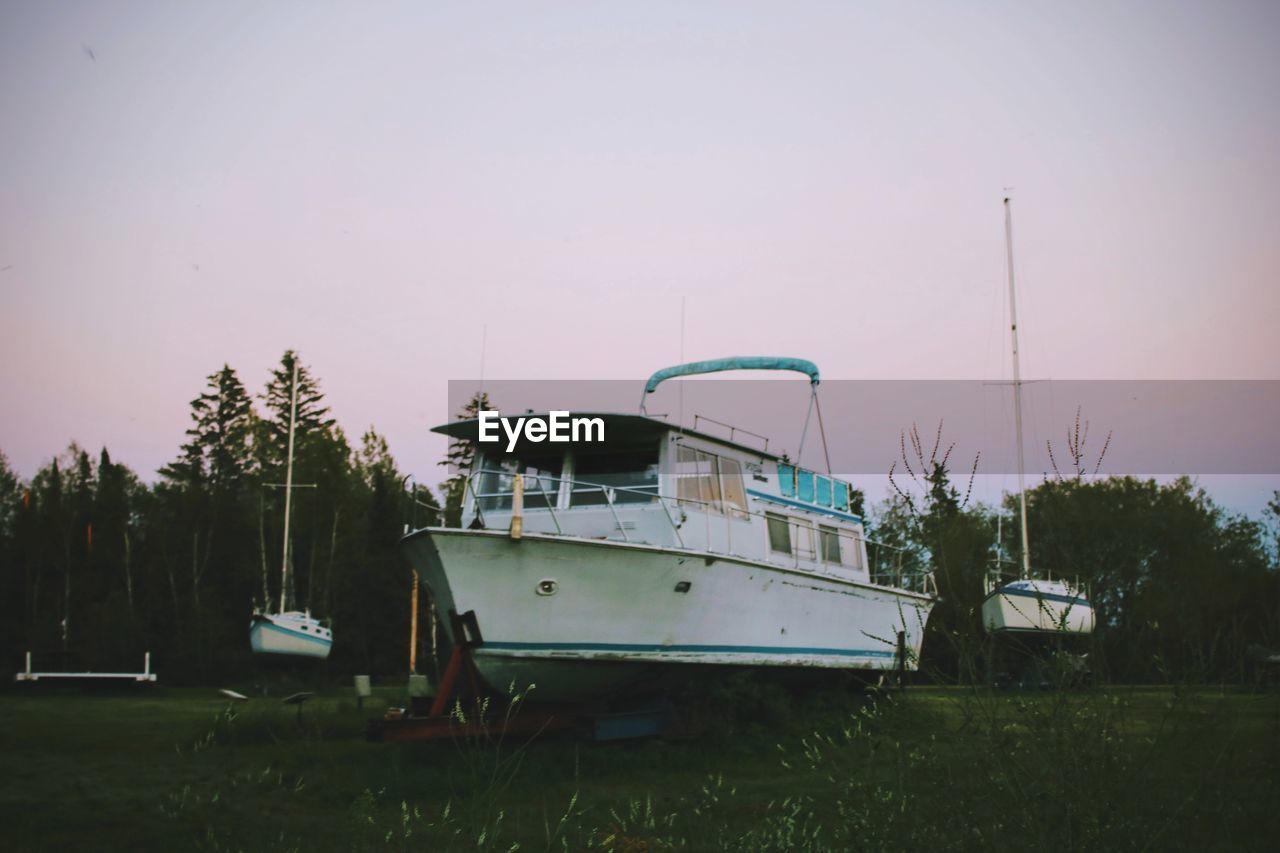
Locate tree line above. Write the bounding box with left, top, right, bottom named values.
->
left=2, top=378, right=1276, bottom=685
left=874, top=423, right=1280, bottom=683
left=0, top=351, right=438, bottom=683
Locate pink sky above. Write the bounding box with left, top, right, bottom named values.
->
left=1, top=1, right=1277, bottom=507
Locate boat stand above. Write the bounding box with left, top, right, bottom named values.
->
left=367, top=610, right=681, bottom=743
left=13, top=651, right=157, bottom=686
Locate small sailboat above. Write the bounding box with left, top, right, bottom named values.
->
left=250, top=361, right=333, bottom=659
left=981, top=198, right=1095, bottom=636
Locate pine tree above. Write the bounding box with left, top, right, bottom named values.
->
left=440, top=391, right=490, bottom=526
left=0, top=451, right=24, bottom=668
left=259, top=350, right=348, bottom=617
left=95, top=448, right=139, bottom=615
left=260, top=350, right=335, bottom=468
left=162, top=366, right=256, bottom=489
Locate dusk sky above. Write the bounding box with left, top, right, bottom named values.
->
left=2, top=1, right=1277, bottom=507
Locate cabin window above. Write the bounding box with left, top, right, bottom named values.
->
left=719, top=457, right=749, bottom=519
left=793, top=520, right=816, bottom=560
left=848, top=534, right=864, bottom=570
left=777, top=463, right=796, bottom=497
left=816, top=476, right=832, bottom=507
left=521, top=457, right=564, bottom=509
left=475, top=453, right=563, bottom=511
left=797, top=470, right=815, bottom=502
left=677, top=445, right=749, bottom=518
left=475, top=454, right=517, bottom=511
left=766, top=512, right=791, bottom=554
left=676, top=445, right=702, bottom=505
left=570, top=447, right=659, bottom=506
left=819, top=525, right=842, bottom=564
left=675, top=445, right=716, bottom=504
left=676, top=445, right=722, bottom=510
left=775, top=463, right=857, bottom=517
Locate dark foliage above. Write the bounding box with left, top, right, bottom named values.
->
left=0, top=353, right=428, bottom=684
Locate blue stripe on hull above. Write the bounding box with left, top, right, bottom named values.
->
left=481, top=641, right=895, bottom=658
left=995, top=588, right=1089, bottom=607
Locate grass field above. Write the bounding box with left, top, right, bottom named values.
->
left=1, top=679, right=1277, bottom=851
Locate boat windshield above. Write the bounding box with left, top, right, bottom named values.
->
left=475, top=452, right=564, bottom=511
left=570, top=447, right=660, bottom=506
left=473, top=445, right=660, bottom=510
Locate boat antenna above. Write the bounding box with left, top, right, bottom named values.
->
left=1005, top=197, right=1031, bottom=580
left=479, top=323, right=488, bottom=396
left=678, top=296, right=686, bottom=426
left=280, top=358, right=299, bottom=612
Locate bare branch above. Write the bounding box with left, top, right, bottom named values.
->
left=1092, top=430, right=1113, bottom=476
left=963, top=452, right=980, bottom=506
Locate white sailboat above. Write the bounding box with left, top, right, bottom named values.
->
left=250, top=361, right=333, bottom=659
left=981, top=198, right=1095, bottom=636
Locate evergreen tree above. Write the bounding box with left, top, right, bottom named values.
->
left=260, top=350, right=336, bottom=468
left=155, top=365, right=263, bottom=679
left=258, top=350, right=349, bottom=618
left=440, top=391, right=490, bottom=526
left=0, top=451, right=24, bottom=669
left=27, top=457, right=64, bottom=653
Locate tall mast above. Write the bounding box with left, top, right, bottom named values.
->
left=280, top=359, right=299, bottom=611
left=1004, top=197, right=1031, bottom=580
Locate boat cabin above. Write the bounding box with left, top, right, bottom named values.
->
left=432, top=413, right=873, bottom=584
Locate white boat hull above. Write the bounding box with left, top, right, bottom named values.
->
left=404, top=528, right=935, bottom=701
left=250, top=612, right=333, bottom=659
left=982, top=580, right=1094, bottom=635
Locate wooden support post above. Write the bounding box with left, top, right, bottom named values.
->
left=510, top=474, right=524, bottom=539
left=409, top=572, right=419, bottom=674
left=896, top=630, right=907, bottom=692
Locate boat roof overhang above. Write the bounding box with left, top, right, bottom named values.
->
left=431, top=412, right=780, bottom=460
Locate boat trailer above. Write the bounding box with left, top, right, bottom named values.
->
left=366, top=610, right=680, bottom=743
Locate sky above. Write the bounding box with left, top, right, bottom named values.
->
left=1, top=1, right=1277, bottom=511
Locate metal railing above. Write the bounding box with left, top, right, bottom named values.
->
left=461, top=468, right=934, bottom=595
left=691, top=414, right=770, bottom=451
left=984, top=562, right=1087, bottom=599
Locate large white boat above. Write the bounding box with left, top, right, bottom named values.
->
left=981, top=198, right=1095, bottom=638
left=249, top=359, right=333, bottom=660
left=403, top=357, right=937, bottom=701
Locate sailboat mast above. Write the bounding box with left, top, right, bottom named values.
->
left=280, top=360, right=299, bottom=611
left=1004, top=197, right=1031, bottom=580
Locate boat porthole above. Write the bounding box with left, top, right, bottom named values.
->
left=536, top=578, right=558, bottom=596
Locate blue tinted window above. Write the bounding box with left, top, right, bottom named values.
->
left=834, top=480, right=850, bottom=512
left=797, top=469, right=814, bottom=502
left=816, top=476, right=832, bottom=506
left=777, top=463, right=796, bottom=497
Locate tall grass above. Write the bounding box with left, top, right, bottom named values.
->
left=6, top=677, right=1271, bottom=850
left=327, top=672, right=1276, bottom=851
